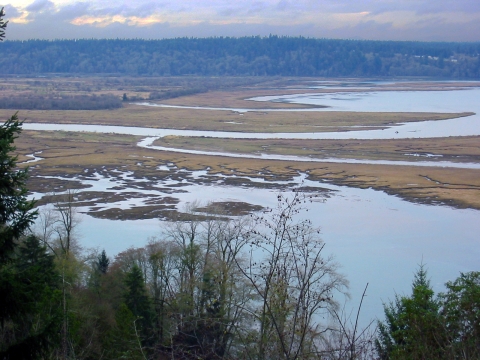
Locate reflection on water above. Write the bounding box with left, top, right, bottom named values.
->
left=26, top=83, right=480, bottom=325
left=139, top=136, right=480, bottom=169
left=26, top=87, right=480, bottom=141
left=33, top=169, right=480, bottom=325
left=23, top=122, right=480, bottom=169
left=256, top=88, right=479, bottom=113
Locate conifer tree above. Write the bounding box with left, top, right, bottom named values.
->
left=439, top=271, right=480, bottom=358
left=0, top=114, right=37, bottom=262
left=0, top=236, right=62, bottom=358
left=97, top=249, right=109, bottom=274
left=0, top=13, right=58, bottom=357
left=376, top=265, right=444, bottom=359
left=124, top=264, right=154, bottom=343
left=0, top=7, right=7, bottom=41
left=0, top=110, right=48, bottom=357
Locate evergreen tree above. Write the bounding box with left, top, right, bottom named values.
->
left=439, top=271, right=480, bottom=358
left=0, top=7, right=7, bottom=41
left=109, top=303, right=147, bottom=360
left=124, top=264, right=153, bottom=344
left=97, top=249, right=109, bottom=274
left=0, top=235, right=62, bottom=359
left=0, top=113, right=49, bottom=358
left=0, top=114, right=37, bottom=262
left=89, top=249, right=110, bottom=292
left=376, top=265, right=445, bottom=359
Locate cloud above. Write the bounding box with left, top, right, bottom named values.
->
left=354, top=0, right=480, bottom=16
left=3, top=4, right=22, bottom=18
left=25, top=0, right=55, bottom=13
left=56, top=2, right=91, bottom=20
left=133, top=3, right=167, bottom=18
left=276, top=0, right=308, bottom=12
left=3, top=0, right=480, bottom=41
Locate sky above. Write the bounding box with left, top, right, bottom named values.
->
left=2, top=0, right=480, bottom=42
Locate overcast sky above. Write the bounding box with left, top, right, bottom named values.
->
left=3, top=0, right=480, bottom=42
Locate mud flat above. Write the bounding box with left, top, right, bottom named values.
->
left=0, top=106, right=468, bottom=134
left=6, top=77, right=480, bottom=327
left=5, top=78, right=479, bottom=217
left=152, top=135, right=480, bottom=164
left=17, top=130, right=480, bottom=219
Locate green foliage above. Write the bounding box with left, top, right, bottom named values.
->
left=0, top=114, right=54, bottom=358
left=0, top=7, right=7, bottom=42
left=376, top=265, right=445, bottom=359
left=0, top=235, right=62, bottom=359
left=97, top=249, right=110, bottom=274
left=0, top=114, right=37, bottom=263
left=124, top=264, right=153, bottom=342
left=109, top=303, right=147, bottom=360
left=88, top=249, right=109, bottom=292
left=439, top=271, right=480, bottom=358
left=376, top=266, right=480, bottom=360
left=0, top=38, right=479, bottom=78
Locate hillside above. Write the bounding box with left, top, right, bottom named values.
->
left=1, top=37, right=480, bottom=78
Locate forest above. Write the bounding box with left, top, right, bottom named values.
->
left=1, top=37, right=480, bottom=78
left=0, top=114, right=479, bottom=359
left=1, top=10, right=480, bottom=360
left=0, top=94, right=122, bottom=110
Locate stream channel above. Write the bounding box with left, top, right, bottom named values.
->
left=23, top=84, right=480, bottom=326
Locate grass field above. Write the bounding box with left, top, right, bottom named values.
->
left=4, top=76, right=479, bottom=216
left=16, top=130, right=480, bottom=213
left=152, top=135, right=480, bottom=163
left=0, top=106, right=470, bottom=133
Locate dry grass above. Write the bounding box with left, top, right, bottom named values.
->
left=0, top=106, right=469, bottom=134
left=16, top=130, right=480, bottom=210
left=153, top=136, right=480, bottom=163
left=5, top=76, right=479, bottom=212
left=158, top=80, right=480, bottom=108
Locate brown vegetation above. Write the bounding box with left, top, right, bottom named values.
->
left=0, top=106, right=469, bottom=133
left=16, top=130, right=480, bottom=216
left=153, top=135, right=480, bottom=163
left=6, top=76, right=479, bottom=214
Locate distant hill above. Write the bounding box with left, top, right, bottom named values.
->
left=1, top=37, right=479, bottom=78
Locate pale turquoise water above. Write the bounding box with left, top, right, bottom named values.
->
left=27, top=83, right=480, bottom=325
left=36, top=171, right=480, bottom=326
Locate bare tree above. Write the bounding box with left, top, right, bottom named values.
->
left=34, top=202, right=59, bottom=252
left=319, top=284, right=377, bottom=360
left=158, top=202, right=253, bottom=358
left=145, top=237, right=180, bottom=345
left=53, top=189, right=81, bottom=256
left=33, top=189, right=82, bottom=257
left=237, top=190, right=348, bottom=360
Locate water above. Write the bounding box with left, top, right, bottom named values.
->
left=252, top=88, right=479, bottom=113
left=25, top=83, right=480, bottom=326
left=140, top=137, right=480, bottom=169
left=23, top=119, right=480, bottom=169
left=32, top=169, right=480, bottom=326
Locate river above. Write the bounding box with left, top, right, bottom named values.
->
left=24, top=83, right=480, bottom=326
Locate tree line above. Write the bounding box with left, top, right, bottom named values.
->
left=1, top=37, right=480, bottom=78
left=0, top=94, right=122, bottom=110
left=0, top=115, right=479, bottom=359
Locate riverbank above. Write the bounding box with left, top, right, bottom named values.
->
left=18, top=129, right=480, bottom=217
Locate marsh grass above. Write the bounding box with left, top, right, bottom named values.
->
left=16, top=131, right=480, bottom=212
left=153, top=135, right=480, bottom=162
left=5, top=76, right=480, bottom=214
